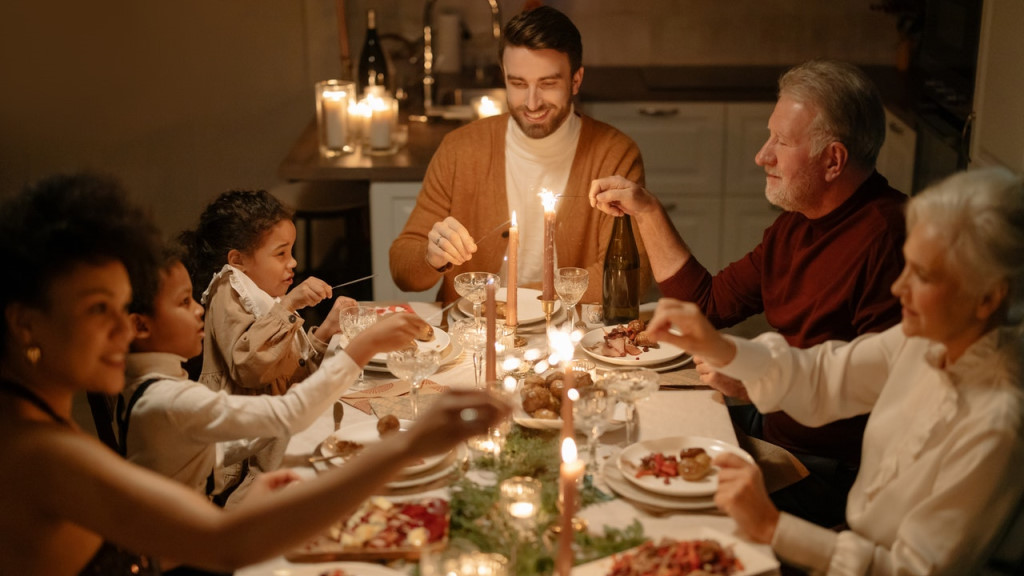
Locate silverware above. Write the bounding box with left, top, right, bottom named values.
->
left=333, top=401, right=345, bottom=431
left=423, top=300, right=459, bottom=324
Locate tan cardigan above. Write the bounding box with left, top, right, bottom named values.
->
left=389, top=113, right=652, bottom=305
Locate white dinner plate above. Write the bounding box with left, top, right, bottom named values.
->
left=247, top=560, right=405, bottom=576
left=571, top=526, right=779, bottom=576
left=456, top=286, right=559, bottom=325
left=383, top=444, right=466, bottom=489
left=602, top=458, right=716, bottom=511
left=368, top=327, right=451, bottom=364
left=363, top=340, right=462, bottom=373
left=319, top=420, right=450, bottom=477
left=580, top=327, right=687, bottom=367
left=618, top=436, right=755, bottom=498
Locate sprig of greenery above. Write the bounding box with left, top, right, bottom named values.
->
left=448, top=426, right=643, bottom=573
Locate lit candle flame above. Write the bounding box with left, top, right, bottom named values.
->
left=547, top=324, right=574, bottom=365
left=475, top=95, right=502, bottom=118
left=539, top=189, right=557, bottom=213
left=561, top=436, right=578, bottom=464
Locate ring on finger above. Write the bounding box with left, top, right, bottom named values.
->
left=435, top=234, right=444, bottom=246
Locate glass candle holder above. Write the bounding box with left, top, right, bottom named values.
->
left=315, top=80, right=356, bottom=157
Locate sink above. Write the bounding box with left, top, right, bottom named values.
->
left=427, top=87, right=507, bottom=120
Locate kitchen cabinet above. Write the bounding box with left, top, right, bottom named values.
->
left=876, top=108, right=917, bottom=194
left=583, top=100, right=777, bottom=274
left=369, top=181, right=440, bottom=301
left=971, top=0, right=1024, bottom=172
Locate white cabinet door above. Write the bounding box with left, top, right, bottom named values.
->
left=583, top=101, right=725, bottom=197
left=971, top=0, right=1024, bottom=172
left=876, top=108, right=917, bottom=193
left=662, top=195, right=724, bottom=274
left=724, top=102, right=774, bottom=198
left=369, top=182, right=441, bottom=302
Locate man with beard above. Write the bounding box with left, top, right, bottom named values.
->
left=390, top=6, right=650, bottom=305
left=588, top=60, right=907, bottom=528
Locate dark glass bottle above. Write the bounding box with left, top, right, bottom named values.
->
left=357, top=9, right=388, bottom=95
left=602, top=215, right=640, bottom=323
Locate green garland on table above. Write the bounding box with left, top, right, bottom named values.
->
left=447, top=426, right=646, bottom=574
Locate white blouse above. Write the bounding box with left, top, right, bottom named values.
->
left=718, top=325, right=1024, bottom=575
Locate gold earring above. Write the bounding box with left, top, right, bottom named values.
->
left=26, top=346, right=41, bottom=366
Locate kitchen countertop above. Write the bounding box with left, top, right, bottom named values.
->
left=279, top=65, right=917, bottom=183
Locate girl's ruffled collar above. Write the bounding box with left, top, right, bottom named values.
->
left=200, top=264, right=279, bottom=319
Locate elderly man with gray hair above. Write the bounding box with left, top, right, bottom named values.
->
left=589, top=59, right=907, bottom=527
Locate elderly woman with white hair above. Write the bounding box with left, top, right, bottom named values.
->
left=648, top=166, right=1024, bottom=575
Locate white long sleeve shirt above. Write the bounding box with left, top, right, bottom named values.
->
left=121, top=350, right=358, bottom=496
left=717, top=325, right=1024, bottom=575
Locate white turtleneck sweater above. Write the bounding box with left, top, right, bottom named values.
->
left=504, top=108, right=581, bottom=285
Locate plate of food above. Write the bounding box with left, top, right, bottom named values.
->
left=285, top=496, right=450, bottom=563
left=456, top=286, right=559, bottom=326
left=368, top=325, right=450, bottom=364
left=251, top=561, right=406, bottom=576
left=580, top=321, right=686, bottom=367
left=318, top=418, right=451, bottom=477
left=570, top=526, right=779, bottom=576
left=618, top=436, right=755, bottom=497
left=601, top=459, right=715, bottom=511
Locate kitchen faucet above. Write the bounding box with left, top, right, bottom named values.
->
left=422, top=0, right=502, bottom=112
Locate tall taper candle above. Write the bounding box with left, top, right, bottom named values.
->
left=540, top=190, right=557, bottom=301
left=507, top=211, right=518, bottom=327
left=485, top=282, right=497, bottom=383
left=561, top=359, right=575, bottom=442
left=556, top=437, right=585, bottom=576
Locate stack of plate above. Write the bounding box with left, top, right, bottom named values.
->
left=603, top=435, right=754, bottom=511
left=580, top=327, right=693, bottom=372
left=313, top=420, right=466, bottom=490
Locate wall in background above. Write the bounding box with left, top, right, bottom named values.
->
left=1, top=0, right=902, bottom=238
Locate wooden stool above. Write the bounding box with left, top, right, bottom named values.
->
left=270, top=181, right=370, bottom=279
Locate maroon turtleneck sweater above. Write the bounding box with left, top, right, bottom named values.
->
left=659, top=172, right=907, bottom=466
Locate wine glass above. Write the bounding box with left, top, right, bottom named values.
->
left=453, top=272, right=500, bottom=327
left=451, top=318, right=486, bottom=388
left=602, top=368, right=659, bottom=444
left=555, top=267, right=588, bottom=331
left=386, top=347, right=441, bottom=419
left=573, top=383, right=617, bottom=468
left=339, top=304, right=378, bottom=391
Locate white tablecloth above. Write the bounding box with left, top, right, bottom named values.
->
left=237, top=302, right=779, bottom=575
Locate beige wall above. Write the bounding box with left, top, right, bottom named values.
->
left=1, top=0, right=901, bottom=238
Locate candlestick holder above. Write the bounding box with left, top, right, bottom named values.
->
left=507, top=324, right=527, bottom=349
left=540, top=298, right=557, bottom=327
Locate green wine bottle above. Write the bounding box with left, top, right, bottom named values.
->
left=602, top=215, right=640, bottom=323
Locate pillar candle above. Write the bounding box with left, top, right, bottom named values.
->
left=323, top=90, right=348, bottom=148
left=540, top=190, right=557, bottom=301
left=368, top=94, right=394, bottom=150
left=507, top=211, right=518, bottom=327
left=485, top=282, right=496, bottom=383
left=556, top=437, right=584, bottom=576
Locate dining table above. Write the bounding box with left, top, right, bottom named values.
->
left=235, top=300, right=781, bottom=576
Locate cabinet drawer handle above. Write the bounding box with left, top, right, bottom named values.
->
left=638, top=106, right=679, bottom=118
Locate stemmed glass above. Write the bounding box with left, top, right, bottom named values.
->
left=497, top=476, right=542, bottom=574
left=454, top=272, right=500, bottom=327
left=451, top=318, right=487, bottom=389
left=573, top=383, right=617, bottom=468
left=603, top=368, right=659, bottom=445
left=339, top=305, right=378, bottom=391
left=555, top=267, right=588, bottom=330
left=386, top=347, right=441, bottom=419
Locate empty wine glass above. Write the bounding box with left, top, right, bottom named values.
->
left=573, top=383, right=617, bottom=468
left=453, top=272, right=499, bottom=327
left=339, top=304, right=378, bottom=391
left=555, top=267, right=588, bottom=330
left=451, top=318, right=487, bottom=388
left=386, top=347, right=441, bottom=419
left=603, top=368, right=659, bottom=444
